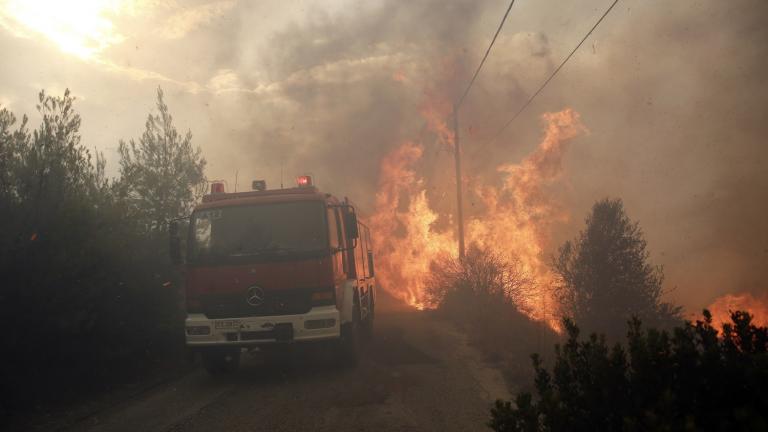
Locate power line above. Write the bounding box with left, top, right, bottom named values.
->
left=456, top=0, right=516, bottom=109
left=453, top=0, right=516, bottom=260
left=489, top=0, right=621, bottom=143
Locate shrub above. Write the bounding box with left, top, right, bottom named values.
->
left=489, top=310, right=768, bottom=431
left=426, top=246, right=558, bottom=384
left=426, top=246, right=532, bottom=315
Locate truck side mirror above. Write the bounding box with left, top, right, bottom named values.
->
left=367, top=251, right=375, bottom=277
left=344, top=207, right=359, bottom=239
left=169, top=220, right=182, bottom=265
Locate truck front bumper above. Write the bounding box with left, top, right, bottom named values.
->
left=185, top=306, right=340, bottom=348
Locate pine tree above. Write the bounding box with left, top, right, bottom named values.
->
left=118, top=87, right=206, bottom=231
left=553, top=198, right=681, bottom=337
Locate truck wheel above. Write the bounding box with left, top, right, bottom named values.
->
left=337, top=301, right=360, bottom=367
left=202, top=348, right=240, bottom=375
left=361, top=295, right=374, bottom=339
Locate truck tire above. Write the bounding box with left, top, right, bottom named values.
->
left=361, top=294, right=374, bottom=340
left=202, top=348, right=240, bottom=375
left=337, top=301, right=360, bottom=367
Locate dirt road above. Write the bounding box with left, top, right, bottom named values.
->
left=64, top=302, right=510, bottom=432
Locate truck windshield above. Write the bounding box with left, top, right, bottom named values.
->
left=189, top=201, right=327, bottom=263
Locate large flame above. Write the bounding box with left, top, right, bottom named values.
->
left=703, top=292, right=768, bottom=329
left=368, top=141, right=456, bottom=309
left=370, top=100, right=586, bottom=329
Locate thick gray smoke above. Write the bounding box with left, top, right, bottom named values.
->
left=0, top=0, right=765, bottom=311
left=195, top=0, right=768, bottom=311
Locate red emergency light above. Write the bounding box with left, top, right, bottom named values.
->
left=297, top=175, right=313, bottom=187
left=210, top=182, right=225, bottom=194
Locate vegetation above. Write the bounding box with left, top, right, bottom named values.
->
left=489, top=310, right=768, bottom=431
left=426, top=246, right=532, bottom=315
left=553, top=198, right=681, bottom=339
left=427, top=246, right=558, bottom=383
left=0, top=89, right=205, bottom=416
left=118, top=87, right=206, bottom=231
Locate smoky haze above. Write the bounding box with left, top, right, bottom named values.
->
left=0, top=0, right=766, bottom=312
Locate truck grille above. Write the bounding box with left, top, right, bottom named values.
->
left=201, top=288, right=314, bottom=319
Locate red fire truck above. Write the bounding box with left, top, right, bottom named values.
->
left=169, top=176, right=376, bottom=374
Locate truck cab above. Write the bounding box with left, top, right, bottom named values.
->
left=170, top=177, right=376, bottom=374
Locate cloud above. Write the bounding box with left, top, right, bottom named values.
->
left=0, top=94, right=14, bottom=108
left=0, top=0, right=129, bottom=59
left=157, top=0, right=236, bottom=40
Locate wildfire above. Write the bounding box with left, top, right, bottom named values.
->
left=370, top=98, right=586, bottom=329
left=702, top=292, right=768, bottom=330
left=369, top=141, right=456, bottom=309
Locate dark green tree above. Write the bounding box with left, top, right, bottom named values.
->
left=488, top=311, right=768, bottom=431
left=0, top=106, right=27, bottom=198
left=118, top=87, right=206, bottom=231
left=553, top=198, right=681, bottom=337
left=0, top=90, right=189, bottom=416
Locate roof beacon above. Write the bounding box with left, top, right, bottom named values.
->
left=210, top=182, right=225, bottom=194
left=297, top=175, right=313, bottom=187
left=252, top=180, right=267, bottom=191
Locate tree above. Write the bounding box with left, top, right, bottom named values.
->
left=0, top=90, right=189, bottom=416
left=0, top=106, right=27, bottom=199
left=553, top=198, right=680, bottom=338
left=118, top=87, right=206, bottom=231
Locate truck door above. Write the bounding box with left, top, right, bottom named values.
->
left=327, top=206, right=346, bottom=279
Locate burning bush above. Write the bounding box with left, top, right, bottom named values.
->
left=705, top=292, right=768, bottom=332
left=426, top=246, right=559, bottom=384
left=489, top=310, right=768, bottom=431
left=426, top=245, right=532, bottom=313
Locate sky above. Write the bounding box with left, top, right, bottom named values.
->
left=0, top=0, right=766, bottom=312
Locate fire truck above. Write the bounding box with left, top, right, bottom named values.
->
left=169, top=176, right=376, bottom=374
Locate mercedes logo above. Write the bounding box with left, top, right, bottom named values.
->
left=246, top=286, right=265, bottom=307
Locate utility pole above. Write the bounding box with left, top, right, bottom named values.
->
left=453, top=105, right=466, bottom=261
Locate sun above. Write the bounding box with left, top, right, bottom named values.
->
left=0, top=0, right=128, bottom=60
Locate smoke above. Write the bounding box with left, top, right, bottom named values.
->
left=203, top=0, right=768, bottom=313
left=1, top=0, right=766, bottom=313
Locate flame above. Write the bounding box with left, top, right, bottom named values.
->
left=702, top=292, right=768, bottom=329
left=418, top=92, right=454, bottom=149
left=467, top=109, right=586, bottom=327
left=392, top=70, right=408, bottom=83
left=369, top=141, right=456, bottom=309
left=370, top=97, right=586, bottom=329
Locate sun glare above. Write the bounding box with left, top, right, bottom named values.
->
left=1, top=0, right=128, bottom=60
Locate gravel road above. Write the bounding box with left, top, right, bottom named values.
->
left=66, top=301, right=510, bottom=432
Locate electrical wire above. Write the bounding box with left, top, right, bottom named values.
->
left=488, top=0, right=621, bottom=143
left=456, top=0, right=516, bottom=109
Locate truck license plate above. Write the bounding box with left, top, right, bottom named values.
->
left=214, top=320, right=240, bottom=330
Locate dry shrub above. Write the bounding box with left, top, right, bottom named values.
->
left=426, top=245, right=558, bottom=384
left=426, top=245, right=532, bottom=313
